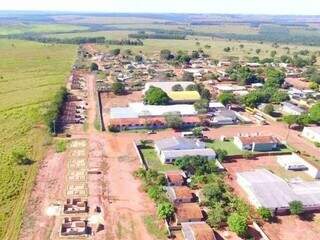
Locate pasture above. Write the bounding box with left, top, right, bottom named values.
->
left=0, top=39, right=76, bottom=239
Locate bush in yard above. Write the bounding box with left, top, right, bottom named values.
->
left=227, top=213, right=248, bottom=237
left=242, top=151, right=254, bottom=159
left=157, top=201, right=174, bottom=219
left=55, top=140, right=67, bottom=153
left=148, top=186, right=163, bottom=201
left=112, top=82, right=125, bottom=95
left=90, top=62, right=99, bottom=71
left=171, top=84, right=184, bottom=91
left=257, top=207, right=272, bottom=221
left=144, top=86, right=170, bottom=105
left=218, top=92, right=235, bottom=105
left=186, top=84, right=197, bottom=91
left=207, top=202, right=227, bottom=228
left=289, top=200, right=303, bottom=215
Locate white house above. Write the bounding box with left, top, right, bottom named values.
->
left=154, top=137, right=216, bottom=164
left=302, top=127, right=320, bottom=143
left=234, top=135, right=279, bottom=152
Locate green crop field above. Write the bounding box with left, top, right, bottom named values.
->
left=0, top=23, right=89, bottom=35
left=0, top=39, right=76, bottom=239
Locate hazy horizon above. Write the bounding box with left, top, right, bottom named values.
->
left=0, top=0, right=320, bottom=16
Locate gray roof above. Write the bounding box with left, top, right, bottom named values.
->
left=282, top=102, right=305, bottom=114
left=215, top=110, right=237, bottom=120
left=237, top=169, right=320, bottom=210
left=154, top=137, right=205, bottom=151
left=162, top=148, right=216, bottom=159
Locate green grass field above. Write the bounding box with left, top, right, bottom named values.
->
left=95, top=36, right=320, bottom=60
left=46, top=30, right=135, bottom=40
left=0, top=39, right=76, bottom=239
left=140, top=145, right=179, bottom=172
left=0, top=23, right=89, bottom=35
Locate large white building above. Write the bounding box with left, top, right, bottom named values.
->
left=302, top=127, right=320, bottom=143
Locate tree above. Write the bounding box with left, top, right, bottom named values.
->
left=182, top=71, right=194, bottom=81
left=192, top=127, right=203, bottom=138
left=160, top=49, right=173, bottom=60
left=257, top=207, right=272, bottom=221
left=309, top=82, right=319, bottom=91
left=194, top=99, right=209, bottom=113
left=218, top=92, right=234, bottom=105
left=135, top=55, right=143, bottom=62
left=157, top=202, right=174, bottom=219
left=265, top=68, right=285, bottom=88
left=144, top=86, right=170, bottom=105
left=112, top=82, right=125, bottom=95
left=215, top=149, right=228, bottom=162
left=175, top=156, right=217, bottom=176
left=186, top=84, right=197, bottom=91
left=164, top=112, right=183, bottom=129
left=191, top=50, right=200, bottom=59
left=270, top=50, right=277, bottom=58
left=90, top=62, right=99, bottom=72
left=227, top=213, right=248, bottom=237
left=309, top=103, right=320, bottom=123
left=289, top=200, right=303, bottom=215
left=263, top=104, right=274, bottom=115
left=283, top=115, right=299, bottom=128
left=110, top=48, right=121, bottom=56
left=224, top=47, right=231, bottom=52
left=171, top=84, right=184, bottom=91
left=256, top=49, right=261, bottom=54
left=148, top=186, right=163, bottom=200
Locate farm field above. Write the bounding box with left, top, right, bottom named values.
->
left=0, top=23, right=89, bottom=35
left=95, top=36, right=320, bottom=60
left=46, top=30, right=135, bottom=39
left=0, top=39, right=76, bottom=239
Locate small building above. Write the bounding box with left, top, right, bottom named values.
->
left=181, top=222, right=216, bottom=240
left=160, top=148, right=216, bottom=164
left=234, top=135, right=279, bottom=152
left=211, top=110, right=238, bottom=125
left=165, top=171, right=187, bottom=186
left=167, top=186, right=195, bottom=204
left=281, top=102, right=306, bottom=116
left=302, top=127, right=320, bottom=143
left=175, top=203, right=204, bottom=224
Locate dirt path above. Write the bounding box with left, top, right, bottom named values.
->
left=86, top=73, right=98, bottom=134
left=19, top=150, right=67, bottom=240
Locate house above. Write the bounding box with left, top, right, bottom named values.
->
left=181, top=222, right=216, bottom=240
left=237, top=169, right=320, bottom=214
left=234, top=135, right=279, bottom=152
left=277, top=154, right=320, bottom=179
left=281, top=102, right=306, bottom=116
left=208, top=101, right=225, bottom=112
left=211, top=110, right=238, bottom=125
left=165, top=171, right=187, bottom=186
left=154, top=137, right=216, bottom=164
left=175, top=203, right=204, bottom=224
left=167, top=186, right=195, bottom=203
left=302, top=127, right=320, bottom=143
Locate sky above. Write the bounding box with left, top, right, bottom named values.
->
left=1, top=0, right=320, bottom=15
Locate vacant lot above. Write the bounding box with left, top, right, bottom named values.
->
left=206, top=139, right=243, bottom=156
left=0, top=39, right=76, bottom=239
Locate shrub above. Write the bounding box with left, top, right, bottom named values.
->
left=144, top=86, right=170, bottom=105
left=171, top=84, right=184, bottom=91
left=55, top=140, right=67, bottom=153
left=157, top=201, right=174, bottom=219
left=216, top=149, right=228, bottom=162
left=227, top=213, right=248, bottom=237
left=289, top=200, right=303, bottom=215
left=112, top=82, right=126, bottom=95
left=257, top=207, right=272, bottom=221
left=12, top=148, right=32, bottom=165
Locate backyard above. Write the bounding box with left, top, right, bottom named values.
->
left=139, top=144, right=179, bottom=172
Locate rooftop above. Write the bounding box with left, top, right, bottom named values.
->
left=162, top=148, right=216, bottom=159
left=175, top=203, right=203, bottom=221
left=237, top=135, right=279, bottom=145
left=168, top=91, right=201, bottom=101
left=168, top=186, right=194, bottom=199
left=144, top=81, right=195, bottom=93
left=182, top=222, right=215, bottom=240
left=155, top=136, right=205, bottom=151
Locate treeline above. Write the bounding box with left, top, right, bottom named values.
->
left=44, top=87, right=68, bottom=133
left=5, top=34, right=106, bottom=44
left=105, top=39, right=143, bottom=46
left=129, top=32, right=186, bottom=40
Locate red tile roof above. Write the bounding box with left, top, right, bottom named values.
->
left=191, top=223, right=216, bottom=240
left=175, top=203, right=203, bottom=222
left=238, top=135, right=279, bottom=145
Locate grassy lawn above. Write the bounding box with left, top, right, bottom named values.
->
left=206, top=139, right=292, bottom=156
left=206, top=139, right=243, bottom=156
left=140, top=145, right=179, bottom=172
left=143, top=215, right=167, bottom=240
left=0, top=39, right=76, bottom=239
